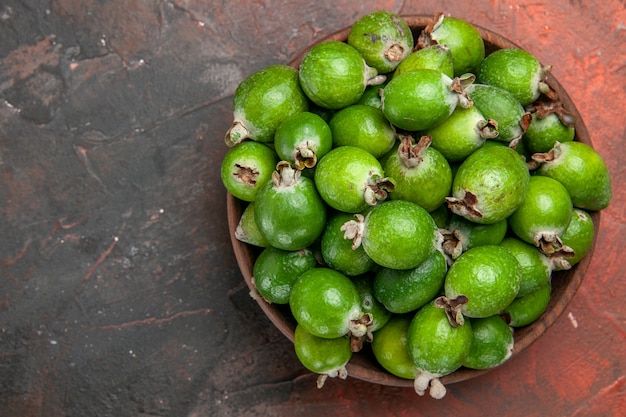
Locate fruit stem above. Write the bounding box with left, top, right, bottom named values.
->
left=225, top=120, right=249, bottom=147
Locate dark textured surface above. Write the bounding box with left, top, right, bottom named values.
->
left=1, top=1, right=624, bottom=416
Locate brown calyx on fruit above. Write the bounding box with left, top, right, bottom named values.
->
left=293, top=141, right=318, bottom=170
left=525, top=99, right=577, bottom=127
left=341, top=214, right=366, bottom=249
left=397, top=134, right=431, bottom=168
left=225, top=120, right=249, bottom=147
left=416, top=11, right=445, bottom=49
left=271, top=161, right=300, bottom=188
left=385, top=43, right=405, bottom=62
left=527, top=141, right=563, bottom=170
left=440, top=228, right=464, bottom=260
left=349, top=313, right=374, bottom=352
left=434, top=295, right=469, bottom=327
left=535, top=232, right=576, bottom=258
left=445, top=191, right=483, bottom=221
left=234, top=163, right=259, bottom=186
left=364, top=173, right=395, bottom=206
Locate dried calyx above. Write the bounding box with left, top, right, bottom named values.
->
left=434, top=295, right=469, bottom=327
left=397, top=134, right=432, bottom=168
left=271, top=161, right=300, bottom=188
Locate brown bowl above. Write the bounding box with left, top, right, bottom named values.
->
left=226, top=15, right=600, bottom=387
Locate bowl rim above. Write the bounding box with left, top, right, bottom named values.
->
left=226, top=14, right=602, bottom=387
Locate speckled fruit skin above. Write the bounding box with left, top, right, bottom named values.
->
left=523, top=112, right=575, bottom=154
left=352, top=275, right=391, bottom=332
left=294, top=324, right=352, bottom=374
left=321, top=212, right=375, bottom=276
left=463, top=315, right=514, bottom=370
left=478, top=48, right=544, bottom=106
left=381, top=69, right=458, bottom=131
left=534, top=141, right=612, bottom=211
left=314, top=146, right=389, bottom=213
left=502, top=283, right=552, bottom=327
left=393, top=44, right=454, bottom=79
left=507, top=175, right=573, bottom=248
left=220, top=141, right=278, bottom=202
left=500, top=237, right=551, bottom=298
left=274, top=111, right=332, bottom=170
left=289, top=268, right=363, bottom=339
left=426, top=105, right=488, bottom=163
left=329, top=104, right=396, bottom=158
left=348, top=10, right=414, bottom=74
left=430, top=16, right=485, bottom=76
left=447, top=143, right=530, bottom=224
left=362, top=200, right=440, bottom=270
left=556, top=208, right=595, bottom=270
left=444, top=245, right=522, bottom=318
left=299, top=41, right=377, bottom=109
left=252, top=247, right=317, bottom=304
left=373, top=250, right=447, bottom=314
left=407, top=302, right=473, bottom=377
left=371, top=315, right=416, bottom=379
left=254, top=167, right=327, bottom=251
left=227, top=65, right=308, bottom=145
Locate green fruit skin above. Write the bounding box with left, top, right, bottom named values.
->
left=363, top=200, right=439, bottom=270
left=232, top=65, right=308, bottom=142
left=348, top=10, right=414, bottom=74
left=508, top=175, right=573, bottom=246
left=235, top=202, right=270, bottom=247
left=357, top=84, right=384, bottom=109
left=407, top=303, right=473, bottom=376
left=557, top=208, right=595, bottom=269
left=502, top=283, right=551, bottom=327
left=254, top=174, right=327, bottom=251
left=523, top=113, right=575, bottom=154
left=290, top=268, right=363, bottom=338
left=431, top=17, right=485, bottom=76
left=352, top=275, right=392, bottom=332
left=444, top=245, right=522, bottom=318
left=374, top=250, right=447, bottom=314
left=447, top=214, right=508, bottom=252
left=274, top=111, right=332, bottom=169
left=253, top=247, right=317, bottom=304
left=450, top=144, right=530, bottom=224
left=500, top=237, right=551, bottom=298
left=220, top=141, right=278, bottom=202
left=294, top=324, right=352, bottom=374
left=478, top=48, right=543, bottom=106
left=393, top=44, right=454, bottom=79
left=463, top=315, right=514, bottom=370
left=465, top=83, right=526, bottom=143
left=321, top=212, right=375, bottom=276
left=330, top=105, right=396, bottom=158
left=299, top=41, right=371, bottom=110
left=536, top=141, right=612, bottom=211
left=382, top=69, right=457, bottom=131
left=426, top=105, right=488, bottom=163
left=385, top=143, right=452, bottom=212
left=314, top=146, right=386, bottom=213
left=371, top=315, right=416, bottom=379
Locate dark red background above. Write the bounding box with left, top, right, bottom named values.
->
left=1, top=1, right=624, bottom=416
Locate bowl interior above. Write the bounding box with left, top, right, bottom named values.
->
left=226, top=15, right=600, bottom=387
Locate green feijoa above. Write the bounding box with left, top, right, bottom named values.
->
left=501, top=283, right=551, bottom=327
left=500, top=237, right=552, bottom=299
left=508, top=175, right=573, bottom=256
left=430, top=204, right=451, bottom=229
left=299, top=41, right=385, bottom=110
left=294, top=324, right=352, bottom=388
left=552, top=208, right=595, bottom=271
left=381, top=69, right=466, bottom=132
left=321, top=212, right=375, bottom=276
left=235, top=202, right=269, bottom=247
left=371, top=315, right=416, bottom=380
left=253, top=247, right=317, bottom=304
left=329, top=104, right=396, bottom=158
left=384, top=135, right=452, bottom=212
left=444, top=245, right=522, bottom=318
left=478, top=48, right=549, bottom=106
left=463, top=315, right=514, bottom=370
left=426, top=105, right=494, bottom=163
left=290, top=267, right=369, bottom=339
left=407, top=302, right=473, bottom=399
left=352, top=274, right=392, bottom=333
left=393, top=44, right=454, bottom=79
left=274, top=111, right=332, bottom=170
left=254, top=162, right=327, bottom=251
left=357, top=83, right=385, bottom=109
left=531, top=141, right=612, bottom=211
left=441, top=214, right=508, bottom=260
left=314, top=146, right=394, bottom=213
left=220, top=141, right=279, bottom=202
left=446, top=144, right=530, bottom=224
left=419, top=13, right=485, bottom=76
left=348, top=10, right=414, bottom=74
left=374, top=250, right=447, bottom=314
left=343, top=200, right=440, bottom=270
left=465, top=83, right=528, bottom=145
left=225, top=65, right=308, bottom=146
left=522, top=101, right=575, bottom=153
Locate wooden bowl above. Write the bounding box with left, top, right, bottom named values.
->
left=226, top=15, right=600, bottom=387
